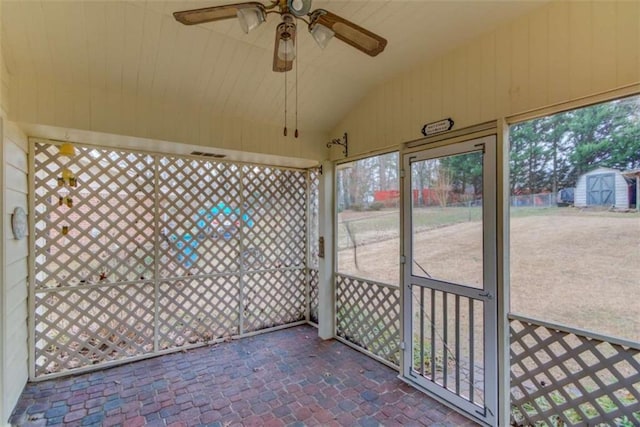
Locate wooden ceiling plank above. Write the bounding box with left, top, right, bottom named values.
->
left=171, top=25, right=210, bottom=103
left=135, top=6, right=165, bottom=100
left=104, top=1, right=127, bottom=95
left=193, top=33, right=226, bottom=108
left=203, top=39, right=237, bottom=119
left=1, top=1, right=34, bottom=77
left=2, top=0, right=551, bottom=135
left=83, top=1, right=108, bottom=92
left=120, top=2, right=146, bottom=97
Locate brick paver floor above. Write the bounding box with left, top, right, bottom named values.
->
left=10, top=325, right=478, bottom=426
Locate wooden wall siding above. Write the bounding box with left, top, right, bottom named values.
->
left=9, top=77, right=330, bottom=162
left=0, top=122, right=4, bottom=423
left=329, top=0, right=640, bottom=159
left=2, top=121, right=29, bottom=423
left=1, top=0, right=5, bottom=419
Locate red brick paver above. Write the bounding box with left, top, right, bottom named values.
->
left=10, top=325, right=479, bottom=426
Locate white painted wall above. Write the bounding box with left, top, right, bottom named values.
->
left=1, top=0, right=29, bottom=419
left=0, top=118, right=4, bottom=427
left=329, top=0, right=640, bottom=158
left=575, top=167, right=630, bottom=209
left=1, top=121, right=29, bottom=425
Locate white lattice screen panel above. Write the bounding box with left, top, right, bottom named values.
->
left=34, top=143, right=155, bottom=288
left=307, top=169, right=320, bottom=325
left=242, top=166, right=307, bottom=270
left=308, top=168, right=320, bottom=270
left=336, top=274, right=400, bottom=365
left=158, top=157, right=242, bottom=277
left=157, top=276, right=240, bottom=350
left=33, top=141, right=312, bottom=377
left=34, top=284, right=155, bottom=376
left=510, top=315, right=640, bottom=426
left=309, top=269, right=319, bottom=324
left=243, top=270, right=307, bottom=332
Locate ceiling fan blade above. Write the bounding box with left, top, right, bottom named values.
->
left=311, top=9, right=387, bottom=57
left=173, top=2, right=265, bottom=25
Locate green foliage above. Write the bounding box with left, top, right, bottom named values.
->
left=513, top=386, right=640, bottom=426
left=367, top=202, right=385, bottom=211
left=440, top=151, right=483, bottom=196
left=617, top=416, right=637, bottom=427
left=509, top=95, right=640, bottom=195
left=350, top=203, right=364, bottom=212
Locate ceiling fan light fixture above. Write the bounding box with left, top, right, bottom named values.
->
left=277, top=36, right=296, bottom=61
left=310, top=23, right=334, bottom=49
left=237, top=6, right=265, bottom=34
left=275, top=18, right=297, bottom=62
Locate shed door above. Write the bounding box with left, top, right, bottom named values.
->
left=587, top=173, right=615, bottom=205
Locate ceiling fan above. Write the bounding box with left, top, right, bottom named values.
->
left=173, top=0, right=388, bottom=72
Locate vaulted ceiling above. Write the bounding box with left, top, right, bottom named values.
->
left=2, top=0, right=545, bottom=136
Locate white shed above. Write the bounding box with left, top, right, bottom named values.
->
left=574, top=167, right=631, bottom=209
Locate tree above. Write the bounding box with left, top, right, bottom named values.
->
left=510, top=118, right=555, bottom=195
left=566, top=98, right=640, bottom=182
left=509, top=95, right=640, bottom=196
left=433, top=165, right=452, bottom=208
left=412, top=161, right=433, bottom=206
left=440, top=152, right=483, bottom=197
left=337, top=152, right=400, bottom=210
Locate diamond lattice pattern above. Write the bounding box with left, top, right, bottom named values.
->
left=243, top=270, right=307, bottom=332
left=158, top=157, right=242, bottom=277
left=242, top=166, right=307, bottom=270
left=158, top=276, right=240, bottom=349
left=308, top=168, right=320, bottom=269
left=510, top=317, right=640, bottom=426
left=307, top=169, right=320, bottom=325
left=309, top=269, right=319, bottom=324
left=34, top=143, right=155, bottom=288
left=33, top=142, right=311, bottom=376
left=34, top=284, right=155, bottom=376
left=336, top=274, right=400, bottom=365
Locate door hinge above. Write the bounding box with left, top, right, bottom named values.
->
left=400, top=169, right=406, bottom=178
left=400, top=341, right=406, bottom=350
left=400, top=255, right=406, bottom=264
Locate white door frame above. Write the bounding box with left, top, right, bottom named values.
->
left=401, top=134, right=498, bottom=426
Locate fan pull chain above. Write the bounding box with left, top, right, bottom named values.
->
left=284, top=55, right=288, bottom=137
left=294, top=35, right=299, bottom=138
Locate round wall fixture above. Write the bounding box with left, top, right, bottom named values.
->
left=11, top=207, right=27, bottom=240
